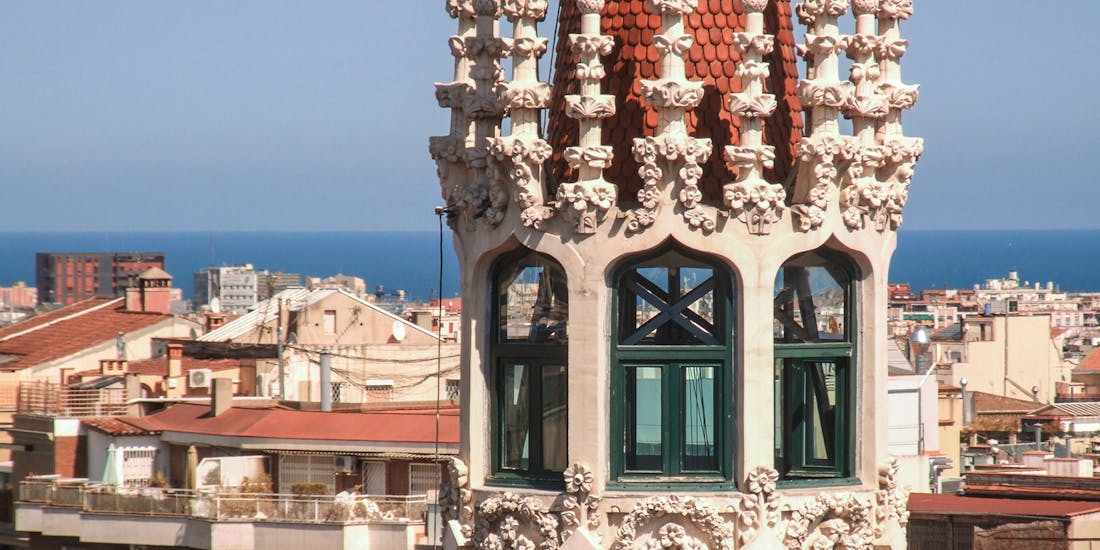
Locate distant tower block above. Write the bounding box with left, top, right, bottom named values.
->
left=431, top=0, right=922, bottom=548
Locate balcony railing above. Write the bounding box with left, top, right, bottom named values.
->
left=19, top=478, right=428, bottom=525
left=17, top=381, right=128, bottom=417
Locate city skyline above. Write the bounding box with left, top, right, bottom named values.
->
left=1, top=1, right=1097, bottom=232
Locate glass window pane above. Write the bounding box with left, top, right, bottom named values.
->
left=626, top=366, right=663, bottom=471
left=499, top=259, right=568, bottom=343
left=682, top=366, right=717, bottom=472
left=542, top=365, right=568, bottom=472
left=805, top=361, right=838, bottom=463
left=774, top=252, right=850, bottom=343
left=620, top=254, right=723, bottom=346
left=501, top=363, right=530, bottom=470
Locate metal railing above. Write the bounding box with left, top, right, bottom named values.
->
left=19, top=478, right=427, bottom=525
left=17, top=381, right=128, bottom=417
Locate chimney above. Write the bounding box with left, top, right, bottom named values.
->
left=166, top=343, right=183, bottom=378
left=320, top=352, right=332, bottom=412
left=206, top=313, right=226, bottom=332
left=125, top=373, right=142, bottom=416
left=412, top=311, right=434, bottom=330
left=211, top=377, right=233, bottom=417
left=126, top=268, right=173, bottom=314
left=100, top=359, right=127, bottom=376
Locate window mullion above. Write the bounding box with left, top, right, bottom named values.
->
left=668, top=363, right=680, bottom=476
left=530, top=362, right=544, bottom=473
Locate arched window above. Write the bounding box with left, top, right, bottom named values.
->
left=773, top=249, right=856, bottom=481
left=491, top=249, right=568, bottom=482
left=611, top=247, right=734, bottom=484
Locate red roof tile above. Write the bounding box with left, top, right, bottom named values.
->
left=0, top=298, right=174, bottom=372
left=547, top=0, right=802, bottom=204
left=133, top=403, right=460, bottom=445
left=908, top=493, right=1100, bottom=518
left=83, top=417, right=160, bottom=436
left=1077, top=349, right=1100, bottom=372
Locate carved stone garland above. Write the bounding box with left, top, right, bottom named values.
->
left=488, top=0, right=557, bottom=229
left=874, top=457, right=910, bottom=538
left=475, top=492, right=561, bottom=550
left=555, top=0, right=618, bottom=234
left=440, top=457, right=475, bottom=540
left=737, top=466, right=781, bottom=546
left=560, top=463, right=603, bottom=542
left=784, top=492, right=875, bottom=550
left=790, top=0, right=854, bottom=232
left=431, top=1, right=478, bottom=229
left=612, top=496, right=734, bottom=550
left=628, top=0, right=714, bottom=233
left=723, top=0, right=786, bottom=235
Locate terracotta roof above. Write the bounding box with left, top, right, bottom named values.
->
left=547, top=0, right=802, bottom=203
left=1030, top=402, right=1100, bottom=418
left=131, top=402, right=460, bottom=445
left=1076, top=349, right=1100, bottom=372
left=1051, top=327, right=1068, bottom=339
left=0, top=298, right=174, bottom=372
left=908, top=493, right=1100, bottom=518
left=972, top=391, right=1042, bottom=415
left=83, top=416, right=160, bottom=436
left=125, top=356, right=242, bottom=376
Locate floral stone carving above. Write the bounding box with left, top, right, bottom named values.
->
left=784, top=493, right=875, bottom=550
left=874, top=457, right=910, bottom=538
left=612, top=496, right=734, bottom=550
left=475, top=492, right=561, bottom=550
left=737, top=467, right=781, bottom=546
left=629, top=134, right=714, bottom=233
left=561, top=463, right=602, bottom=542
left=440, top=457, right=474, bottom=540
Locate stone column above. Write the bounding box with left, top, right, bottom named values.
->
left=790, top=0, right=858, bottom=231
left=629, top=0, right=714, bottom=232
left=875, top=0, right=923, bottom=230
left=724, top=0, right=787, bottom=235
left=488, top=0, right=556, bottom=229
left=430, top=1, right=478, bottom=229
left=556, top=0, right=617, bottom=234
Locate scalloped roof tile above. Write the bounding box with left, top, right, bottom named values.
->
left=547, top=0, right=802, bottom=205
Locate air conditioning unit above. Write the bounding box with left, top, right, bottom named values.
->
left=335, top=456, right=357, bottom=473
left=189, top=368, right=212, bottom=389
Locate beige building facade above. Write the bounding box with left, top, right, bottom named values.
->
left=432, top=0, right=922, bottom=548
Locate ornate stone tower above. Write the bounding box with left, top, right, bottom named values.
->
left=431, top=0, right=921, bottom=548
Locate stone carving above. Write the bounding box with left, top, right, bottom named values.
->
left=877, top=38, right=909, bottom=60
left=878, top=0, right=913, bottom=20
left=576, top=0, right=606, bottom=14
left=792, top=135, right=859, bottom=231
left=742, top=0, right=771, bottom=13
left=629, top=135, right=714, bottom=233
left=795, top=0, right=850, bottom=25
left=446, top=0, right=477, bottom=19
left=565, top=146, right=614, bottom=170
left=475, top=492, right=561, bottom=549
left=439, top=457, right=474, bottom=540
left=560, top=463, right=602, bottom=540
left=653, top=33, right=695, bottom=57
left=804, top=34, right=845, bottom=56
left=879, top=82, right=919, bottom=110
left=784, top=493, right=874, bottom=550
left=640, top=80, right=705, bottom=109
left=508, top=36, right=550, bottom=57
left=723, top=146, right=785, bottom=235
left=612, top=496, right=734, bottom=550
left=728, top=92, right=778, bottom=118
left=737, top=467, right=781, bottom=546
left=436, top=82, right=474, bottom=109
left=649, top=0, right=699, bottom=15
left=565, top=95, right=617, bottom=119
left=499, top=82, right=553, bottom=110
left=841, top=177, right=901, bottom=231
left=874, top=457, right=910, bottom=539
left=489, top=137, right=556, bottom=229
left=798, top=81, right=853, bottom=109
left=502, top=0, right=549, bottom=20
left=569, top=34, right=616, bottom=57
left=851, top=0, right=879, bottom=15
left=473, top=0, right=503, bottom=17
left=577, top=62, right=607, bottom=82
left=733, top=33, right=775, bottom=55
left=555, top=180, right=617, bottom=234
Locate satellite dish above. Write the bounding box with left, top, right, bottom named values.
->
left=209, top=297, right=221, bottom=314
left=392, top=321, right=407, bottom=342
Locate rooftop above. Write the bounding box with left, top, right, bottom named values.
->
left=0, top=298, right=175, bottom=372
left=908, top=493, right=1100, bottom=518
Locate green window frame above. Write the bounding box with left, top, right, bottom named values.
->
left=773, top=249, right=857, bottom=482
left=611, top=247, right=734, bottom=486
left=490, top=250, right=568, bottom=485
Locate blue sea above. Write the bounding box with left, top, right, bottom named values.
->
left=0, top=230, right=1098, bottom=299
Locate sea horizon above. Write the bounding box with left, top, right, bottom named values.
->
left=2, top=229, right=1099, bottom=299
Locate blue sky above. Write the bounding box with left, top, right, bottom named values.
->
left=1, top=1, right=1097, bottom=231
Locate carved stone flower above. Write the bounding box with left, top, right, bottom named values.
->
left=564, top=463, right=593, bottom=494
left=658, top=523, right=687, bottom=548
left=747, top=466, right=779, bottom=495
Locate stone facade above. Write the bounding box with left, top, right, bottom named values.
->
left=431, top=1, right=921, bottom=548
